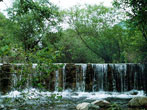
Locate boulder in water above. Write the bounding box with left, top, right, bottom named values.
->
left=76, top=102, right=100, bottom=110
left=91, top=100, right=111, bottom=108
left=128, top=97, right=147, bottom=107
left=0, top=105, right=4, bottom=109
left=129, top=90, right=138, bottom=95
left=76, top=102, right=90, bottom=110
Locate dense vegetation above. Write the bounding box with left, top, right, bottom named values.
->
left=0, top=0, right=146, bottom=63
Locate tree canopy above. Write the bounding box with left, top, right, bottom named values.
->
left=113, top=0, right=147, bottom=41
left=0, top=0, right=146, bottom=63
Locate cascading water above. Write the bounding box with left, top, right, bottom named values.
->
left=58, top=63, right=146, bottom=93
left=75, top=64, right=87, bottom=92
left=92, top=64, right=107, bottom=91
left=81, top=64, right=87, bottom=92
left=0, top=63, right=147, bottom=94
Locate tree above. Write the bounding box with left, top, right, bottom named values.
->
left=0, top=0, right=62, bottom=89
left=8, top=0, right=62, bottom=51
left=113, top=0, right=147, bottom=41
left=54, top=29, right=101, bottom=63
left=63, top=5, right=127, bottom=63
left=123, top=23, right=147, bottom=63
left=0, top=12, right=18, bottom=62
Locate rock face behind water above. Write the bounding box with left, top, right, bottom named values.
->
left=91, top=100, right=111, bottom=108
left=0, top=64, right=12, bottom=94
left=128, top=97, right=147, bottom=107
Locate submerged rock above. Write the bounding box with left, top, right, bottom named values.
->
left=91, top=100, right=111, bottom=108
left=128, top=97, right=147, bottom=107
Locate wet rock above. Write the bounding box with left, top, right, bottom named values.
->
left=0, top=105, right=5, bottom=109
left=107, top=65, right=113, bottom=91
left=58, top=68, right=63, bottom=90
left=76, top=102, right=90, bottom=110
left=39, top=71, right=56, bottom=91
left=128, top=97, right=147, bottom=107
left=85, top=64, right=94, bottom=91
left=0, top=64, right=12, bottom=94
left=48, top=71, right=56, bottom=91
left=91, top=93, right=95, bottom=95
left=129, top=90, right=138, bottom=95
left=65, top=64, right=77, bottom=90
left=76, top=102, right=100, bottom=110
left=91, top=100, right=111, bottom=108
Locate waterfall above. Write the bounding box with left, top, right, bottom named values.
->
left=75, top=64, right=87, bottom=92
left=55, top=70, right=59, bottom=91
left=0, top=63, right=146, bottom=93
left=92, top=64, right=107, bottom=91
left=81, top=64, right=87, bottom=92
left=61, top=63, right=146, bottom=92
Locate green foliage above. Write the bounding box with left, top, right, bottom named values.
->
left=0, top=12, right=19, bottom=62
left=31, top=48, right=62, bottom=89
left=122, top=26, right=147, bottom=63
left=7, top=0, right=62, bottom=51
left=108, top=103, right=122, bottom=110
left=56, top=4, right=146, bottom=63
left=61, top=5, right=127, bottom=63
left=0, top=0, right=63, bottom=89
left=11, top=47, right=62, bottom=90
left=0, top=13, right=11, bottom=57
left=55, top=29, right=101, bottom=63
left=0, top=0, right=146, bottom=65
left=113, top=0, right=147, bottom=41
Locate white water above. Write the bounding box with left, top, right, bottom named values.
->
left=1, top=88, right=146, bottom=100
